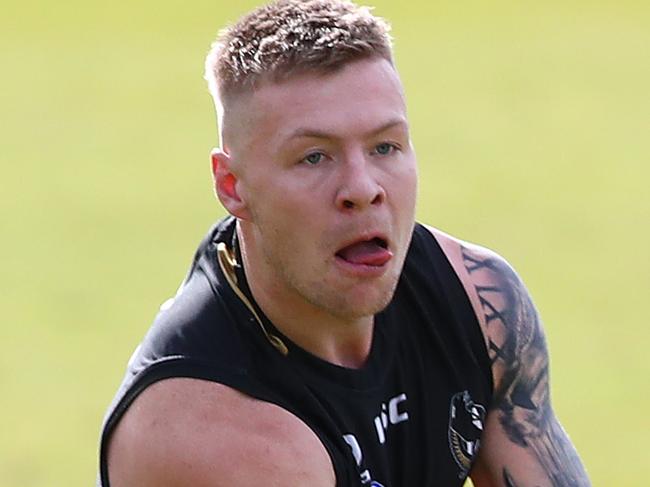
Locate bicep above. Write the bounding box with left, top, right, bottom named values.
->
left=472, top=397, right=588, bottom=486
left=107, top=378, right=336, bottom=487
left=458, top=245, right=590, bottom=487
left=107, top=390, right=182, bottom=487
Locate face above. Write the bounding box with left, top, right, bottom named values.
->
left=217, top=57, right=418, bottom=322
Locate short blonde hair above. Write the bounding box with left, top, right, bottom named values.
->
left=204, top=0, right=393, bottom=101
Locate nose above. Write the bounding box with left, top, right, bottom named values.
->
left=335, top=155, right=386, bottom=211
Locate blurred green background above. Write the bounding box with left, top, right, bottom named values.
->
left=1, top=0, right=648, bottom=485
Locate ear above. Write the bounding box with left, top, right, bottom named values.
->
left=210, top=148, right=251, bottom=220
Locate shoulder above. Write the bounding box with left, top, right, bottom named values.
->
left=419, top=222, right=516, bottom=290
left=107, top=378, right=335, bottom=487
left=419, top=224, right=545, bottom=392
left=416, top=224, right=511, bottom=334
left=419, top=226, right=591, bottom=486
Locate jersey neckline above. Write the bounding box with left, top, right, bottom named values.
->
left=214, top=217, right=395, bottom=392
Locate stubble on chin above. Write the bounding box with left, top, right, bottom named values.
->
left=250, top=218, right=410, bottom=323
left=305, top=264, right=403, bottom=322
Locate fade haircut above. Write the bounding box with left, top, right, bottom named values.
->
left=204, top=0, right=393, bottom=103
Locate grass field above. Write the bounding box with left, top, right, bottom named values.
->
left=1, top=1, right=648, bottom=485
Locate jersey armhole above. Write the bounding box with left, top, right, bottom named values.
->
left=416, top=224, right=495, bottom=397
left=98, top=357, right=350, bottom=487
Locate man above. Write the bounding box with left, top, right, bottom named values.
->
left=99, top=1, right=591, bottom=486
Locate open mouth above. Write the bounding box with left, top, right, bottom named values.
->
left=335, top=237, right=392, bottom=267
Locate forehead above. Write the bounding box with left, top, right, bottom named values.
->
left=222, top=57, right=407, bottom=151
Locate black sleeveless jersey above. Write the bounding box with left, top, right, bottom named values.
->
left=98, top=217, right=493, bottom=487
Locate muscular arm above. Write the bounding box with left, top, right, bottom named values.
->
left=428, top=226, right=590, bottom=487
left=459, top=243, right=590, bottom=487
left=107, top=378, right=335, bottom=487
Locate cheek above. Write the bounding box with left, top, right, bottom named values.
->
left=258, top=174, right=331, bottom=224
left=249, top=169, right=317, bottom=207
left=404, top=158, right=419, bottom=192
left=250, top=187, right=327, bottom=251
left=390, top=165, right=418, bottom=210
left=405, top=166, right=419, bottom=208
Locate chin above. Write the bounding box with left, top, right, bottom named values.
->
left=331, top=280, right=398, bottom=320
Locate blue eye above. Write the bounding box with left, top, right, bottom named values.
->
left=375, top=143, right=396, bottom=155
left=303, top=152, right=324, bottom=165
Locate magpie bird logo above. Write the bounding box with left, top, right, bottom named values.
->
left=448, top=390, right=486, bottom=478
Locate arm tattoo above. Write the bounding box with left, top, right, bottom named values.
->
left=503, top=468, right=528, bottom=487
left=462, top=246, right=590, bottom=487
left=503, top=467, right=543, bottom=487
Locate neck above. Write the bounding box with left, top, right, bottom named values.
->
left=236, top=223, right=374, bottom=369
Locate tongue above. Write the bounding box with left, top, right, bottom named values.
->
left=337, top=240, right=392, bottom=266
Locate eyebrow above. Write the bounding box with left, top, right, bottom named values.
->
left=287, top=118, right=408, bottom=142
